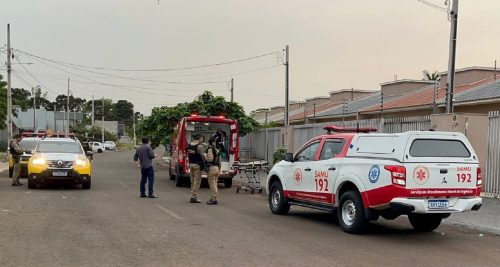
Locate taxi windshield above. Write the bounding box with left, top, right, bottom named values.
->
left=36, top=141, right=83, bottom=154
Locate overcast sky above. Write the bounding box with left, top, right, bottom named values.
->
left=1, top=0, right=499, bottom=115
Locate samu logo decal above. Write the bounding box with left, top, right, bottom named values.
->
left=294, top=168, right=303, bottom=186
left=368, top=165, right=380, bottom=183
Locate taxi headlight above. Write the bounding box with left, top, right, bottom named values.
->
left=32, top=158, right=46, bottom=165
left=75, top=159, right=88, bottom=167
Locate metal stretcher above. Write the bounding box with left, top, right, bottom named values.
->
left=233, top=160, right=270, bottom=194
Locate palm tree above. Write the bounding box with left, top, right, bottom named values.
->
left=423, top=70, right=441, bottom=81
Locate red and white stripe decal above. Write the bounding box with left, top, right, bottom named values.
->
left=284, top=190, right=335, bottom=204
left=362, top=185, right=481, bottom=208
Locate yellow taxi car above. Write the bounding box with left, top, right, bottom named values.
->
left=28, top=138, right=92, bottom=189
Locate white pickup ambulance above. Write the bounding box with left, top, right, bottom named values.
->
left=267, top=127, right=482, bottom=234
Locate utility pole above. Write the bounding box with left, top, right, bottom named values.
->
left=62, top=105, right=66, bottom=133
left=102, top=97, right=105, bottom=144
left=284, top=45, right=289, bottom=126
left=495, top=60, right=497, bottom=81
left=230, top=78, right=234, bottom=102
left=6, top=24, right=12, bottom=141
left=446, top=0, right=459, bottom=113
left=91, top=95, right=95, bottom=126
left=313, top=103, right=316, bottom=124
left=66, top=78, right=70, bottom=132
left=32, top=87, right=37, bottom=132
left=264, top=111, right=269, bottom=162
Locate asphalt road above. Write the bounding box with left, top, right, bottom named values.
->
left=1, top=150, right=500, bottom=267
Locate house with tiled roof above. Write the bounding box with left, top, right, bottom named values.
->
left=250, top=66, right=500, bottom=126
left=360, top=67, right=499, bottom=118
left=436, top=78, right=500, bottom=113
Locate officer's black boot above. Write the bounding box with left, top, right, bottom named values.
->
left=190, top=197, right=201, bottom=203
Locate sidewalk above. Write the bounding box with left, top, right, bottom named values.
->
left=446, top=197, right=500, bottom=235
left=0, top=161, right=8, bottom=173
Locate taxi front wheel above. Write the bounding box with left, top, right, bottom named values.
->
left=338, top=190, right=368, bottom=234
left=408, top=214, right=442, bottom=232
left=82, top=177, right=91, bottom=189
left=269, top=181, right=290, bottom=215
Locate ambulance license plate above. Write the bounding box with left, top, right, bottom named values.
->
left=53, top=171, right=68, bottom=177
left=428, top=200, right=449, bottom=209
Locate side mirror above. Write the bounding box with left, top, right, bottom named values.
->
left=283, top=153, right=294, bottom=162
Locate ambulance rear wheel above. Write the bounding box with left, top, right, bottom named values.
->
left=175, top=165, right=183, bottom=187
left=269, top=181, right=290, bottom=215
left=223, top=179, right=233, bottom=188
left=169, top=168, right=175, bottom=180
left=338, top=190, right=368, bottom=234
left=408, top=214, right=442, bottom=232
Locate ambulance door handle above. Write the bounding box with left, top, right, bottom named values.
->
left=440, top=169, right=448, bottom=174
left=304, top=168, right=312, bottom=171
left=328, top=167, right=336, bottom=171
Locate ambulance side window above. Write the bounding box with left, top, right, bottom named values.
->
left=295, top=141, right=321, bottom=162
left=319, top=139, right=344, bottom=160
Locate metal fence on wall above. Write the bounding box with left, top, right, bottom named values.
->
left=383, top=116, right=431, bottom=133
left=241, top=115, right=432, bottom=164
left=0, top=129, right=8, bottom=143
left=485, top=111, right=500, bottom=197
left=239, top=128, right=282, bottom=162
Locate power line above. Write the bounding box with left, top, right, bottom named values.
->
left=416, top=0, right=448, bottom=13
left=18, top=53, right=218, bottom=97
left=15, top=49, right=228, bottom=85
left=14, top=55, right=60, bottom=95
left=192, top=64, right=282, bottom=82
left=14, top=48, right=281, bottom=72
left=14, top=72, right=227, bottom=93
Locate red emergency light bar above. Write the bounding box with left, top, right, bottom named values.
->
left=323, top=125, right=377, bottom=134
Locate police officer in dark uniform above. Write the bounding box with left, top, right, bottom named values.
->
left=188, top=134, right=206, bottom=203
left=205, top=137, right=221, bottom=205
left=10, top=134, right=29, bottom=186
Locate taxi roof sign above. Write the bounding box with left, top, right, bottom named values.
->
left=323, top=125, right=377, bottom=134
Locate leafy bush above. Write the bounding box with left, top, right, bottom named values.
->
left=0, top=141, right=7, bottom=152
left=273, top=147, right=287, bottom=164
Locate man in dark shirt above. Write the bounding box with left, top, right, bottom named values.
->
left=133, top=137, right=157, bottom=198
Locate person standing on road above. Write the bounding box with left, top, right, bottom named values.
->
left=205, top=137, right=220, bottom=205
left=10, top=134, right=29, bottom=186
left=134, top=137, right=157, bottom=198
left=188, top=134, right=206, bottom=203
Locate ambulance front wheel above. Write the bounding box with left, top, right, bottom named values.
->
left=269, top=180, right=290, bottom=215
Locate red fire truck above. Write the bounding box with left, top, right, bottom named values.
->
left=169, top=114, right=239, bottom=188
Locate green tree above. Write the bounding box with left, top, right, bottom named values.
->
left=11, top=88, right=31, bottom=112
left=52, top=95, right=87, bottom=112
left=113, top=100, right=134, bottom=126
left=138, top=91, right=258, bottom=148
left=29, top=87, right=53, bottom=110
left=423, top=70, right=441, bottom=81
